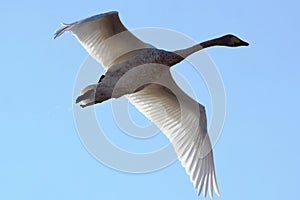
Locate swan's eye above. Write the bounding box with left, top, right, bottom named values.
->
left=232, top=37, right=241, bottom=44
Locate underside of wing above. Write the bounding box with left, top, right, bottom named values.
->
left=54, top=11, right=153, bottom=68
left=126, top=71, right=220, bottom=198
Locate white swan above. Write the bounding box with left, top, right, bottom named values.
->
left=54, top=11, right=248, bottom=198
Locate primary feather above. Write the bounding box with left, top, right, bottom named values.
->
left=55, top=11, right=153, bottom=68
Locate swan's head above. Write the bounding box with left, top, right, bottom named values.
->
left=221, top=34, right=249, bottom=47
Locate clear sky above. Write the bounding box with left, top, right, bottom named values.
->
left=1, top=0, right=300, bottom=199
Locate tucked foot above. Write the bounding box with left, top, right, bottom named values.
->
left=98, top=74, right=105, bottom=83
left=76, top=84, right=97, bottom=108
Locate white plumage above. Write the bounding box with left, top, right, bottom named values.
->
left=55, top=11, right=249, bottom=197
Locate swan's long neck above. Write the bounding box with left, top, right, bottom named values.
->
left=174, top=37, right=224, bottom=58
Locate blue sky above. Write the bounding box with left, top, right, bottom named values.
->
left=1, top=0, right=300, bottom=199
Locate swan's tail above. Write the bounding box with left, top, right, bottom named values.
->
left=76, top=84, right=97, bottom=108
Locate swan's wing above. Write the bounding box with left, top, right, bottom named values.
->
left=54, top=11, right=153, bottom=68
left=127, top=71, right=220, bottom=198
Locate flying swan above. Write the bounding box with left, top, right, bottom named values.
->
left=54, top=11, right=249, bottom=198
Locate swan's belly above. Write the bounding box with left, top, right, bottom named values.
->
left=96, top=48, right=183, bottom=100
left=101, top=63, right=170, bottom=99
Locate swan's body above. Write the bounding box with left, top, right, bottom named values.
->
left=55, top=11, right=248, bottom=198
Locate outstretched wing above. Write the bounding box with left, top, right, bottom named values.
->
left=127, top=70, right=220, bottom=198
left=54, top=11, right=153, bottom=68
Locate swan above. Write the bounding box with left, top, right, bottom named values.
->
left=54, top=11, right=248, bottom=198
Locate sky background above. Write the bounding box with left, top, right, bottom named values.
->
left=1, top=0, right=300, bottom=200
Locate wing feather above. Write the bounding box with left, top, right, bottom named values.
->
left=126, top=71, right=220, bottom=197
left=54, top=11, right=153, bottom=68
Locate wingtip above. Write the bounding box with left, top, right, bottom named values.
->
left=212, top=171, right=220, bottom=197
left=54, top=25, right=68, bottom=39
left=54, top=22, right=74, bottom=39
left=53, top=11, right=121, bottom=39
left=61, top=22, right=70, bottom=26
left=214, top=187, right=220, bottom=197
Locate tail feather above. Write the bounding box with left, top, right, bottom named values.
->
left=80, top=84, right=97, bottom=95
left=76, top=85, right=97, bottom=108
